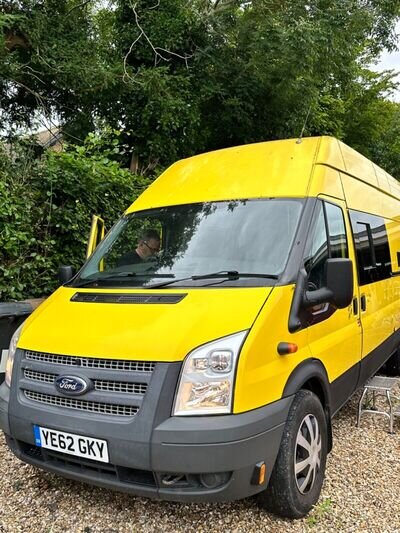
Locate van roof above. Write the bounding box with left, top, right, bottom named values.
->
left=127, top=136, right=399, bottom=212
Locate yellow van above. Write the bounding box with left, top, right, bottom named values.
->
left=1, top=136, right=400, bottom=518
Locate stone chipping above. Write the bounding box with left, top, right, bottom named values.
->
left=0, top=393, right=399, bottom=533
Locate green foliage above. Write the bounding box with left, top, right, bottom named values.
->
left=0, top=0, right=109, bottom=136
left=1, top=1, right=399, bottom=175
left=342, top=71, right=400, bottom=179
left=306, top=497, right=333, bottom=527
left=0, top=131, right=149, bottom=300
left=1, top=0, right=400, bottom=300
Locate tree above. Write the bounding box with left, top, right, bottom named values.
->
left=0, top=0, right=399, bottom=176
left=0, top=1, right=109, bottom=138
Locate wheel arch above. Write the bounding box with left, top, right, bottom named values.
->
left=282, top=358, right=333, bottom=452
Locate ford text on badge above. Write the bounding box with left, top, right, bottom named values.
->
left=55, top=375, right=89, bottom=395
left=34, top=426, right=109, bottom=463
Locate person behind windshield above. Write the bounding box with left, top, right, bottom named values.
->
left=117, top=229, right=160, bottom=267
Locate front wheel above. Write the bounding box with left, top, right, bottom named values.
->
left=258, top=390, right=328, bottom=518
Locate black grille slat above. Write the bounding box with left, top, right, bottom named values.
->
left=71, top=292, right=186, bottom=304
left=24, top=369, right=148, bottom=395
left=94, top=379, right=147, bottom=394
left=23, top=390, right=139, bottom=417
left=24, top=369, right=54, bottom=384
left=25, top=351, right=155, bottom=372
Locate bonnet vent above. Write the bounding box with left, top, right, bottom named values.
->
left=71, top=292, right=187, bottom=304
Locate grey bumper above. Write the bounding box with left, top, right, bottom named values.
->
left=0, top=384, right=10, bottom=434
left=1, top=386, right=292, bottom=502
left=151, top=397, right=293, bottom=501
left=0, top=349, right=293, bottom=502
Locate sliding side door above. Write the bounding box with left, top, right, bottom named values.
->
left=349, top=211, right=395, bottom=384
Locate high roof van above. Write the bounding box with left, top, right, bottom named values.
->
left=1, top=136, right=400, bottom=518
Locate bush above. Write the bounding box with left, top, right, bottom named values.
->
left=0, top=133, right=150, bottom=300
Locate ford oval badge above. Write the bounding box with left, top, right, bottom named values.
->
left=55, top=375, right=89, bottom=396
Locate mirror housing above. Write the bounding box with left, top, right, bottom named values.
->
left=304, top=258, right=353, bottom=310
left=58, top=265, right=75, bottom=284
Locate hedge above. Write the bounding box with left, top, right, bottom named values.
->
left=0, top=134, right=150, bottom=300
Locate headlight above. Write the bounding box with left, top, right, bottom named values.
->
left=5, top=323, right=23, bottom=387
left=173, top=331, right=248, bottom=416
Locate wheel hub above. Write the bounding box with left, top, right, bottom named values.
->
left=294, top=413, right=322, bottom=494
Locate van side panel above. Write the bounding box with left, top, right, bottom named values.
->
left=389, top=175, right=400, bottom=202
left=340, top=172, right=399, bottom=369
left=307, top=166, right=345, bottom=200
left=340, top=172, right=400, bottom=219
left=338, top=142, right=379, bottom=188
left=386, top=219, right=400, bottom=333
left=305, top=197, right=362, bottom=403
left=315, top=137, right=346, bottom=171
left=358, top=279, right=395, bottom=361
left=233, top=285, right=311, bottom=413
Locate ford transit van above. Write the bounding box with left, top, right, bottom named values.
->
left=1, top=136, right=400, bottom=518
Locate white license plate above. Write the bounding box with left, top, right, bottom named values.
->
left=33, top=425, right=109, bottom=463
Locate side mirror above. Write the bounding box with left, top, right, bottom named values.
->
left=304, top=258, right=353, bottom=310
left=58, top=265, right=75, bottom=284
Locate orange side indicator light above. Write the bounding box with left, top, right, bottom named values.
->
left=251, top=462, right=266, bottom=485
left=277, top=342, right=298, bottom=355
left=258, top=463, right=266, bottom=485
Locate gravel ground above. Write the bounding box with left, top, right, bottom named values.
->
left=1, top=392, right=400, bottom=533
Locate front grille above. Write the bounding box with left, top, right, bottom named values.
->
left=25, top=351, right=155, bottom=372
left=24, top=369, right=148, bottom=395
left=21, top=350, right=156, bottom=418
left=24, top=390, right=139, bottom=417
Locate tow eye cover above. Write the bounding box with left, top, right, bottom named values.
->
left=55, top=375, right=90, bottom=396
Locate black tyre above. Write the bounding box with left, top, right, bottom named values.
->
left=258, top=390, right=328, bottom=518
left=382, top=349, right=400, bottom=376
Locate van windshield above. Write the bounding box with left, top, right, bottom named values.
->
left=72, top=199, right=304, bottom=288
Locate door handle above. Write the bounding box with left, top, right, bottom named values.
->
left=360, top=294, right=367, bottom=312
left=352, top=297, right=358, bottom=315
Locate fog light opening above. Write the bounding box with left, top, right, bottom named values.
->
left=160, top=472, right=231, bottom=490
left=161, top=474, right=185, bottom=486
left=199, top=472, right=230, bottom=489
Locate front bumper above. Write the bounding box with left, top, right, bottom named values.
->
left=0, top=350, right=293, bottom=502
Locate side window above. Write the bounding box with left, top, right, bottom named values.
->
left=304, top=201, right=348, bottom=291
left=349, top=210, right=391, bottom=285
left=304, top=202, right=329, bottom=290
left=325, top=202, right=348, bottom=259
left=386, top=219, right=400, bottom=275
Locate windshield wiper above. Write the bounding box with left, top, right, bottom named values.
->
left=192, top=270, right=278, bottom=280
left=146, top=270, right=278, bottom=289
left=73, top=272, right=174, bottom=288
